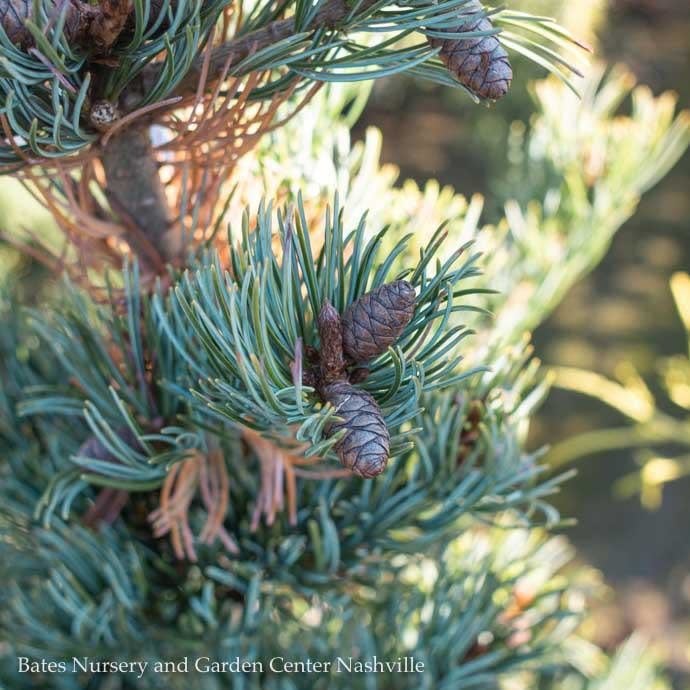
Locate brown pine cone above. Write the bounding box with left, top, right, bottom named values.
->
left=341, top=280, right=416, bottom=362
left=323, top=381, right=390, bottom=478
left=428, top=0, right=512, bottom=101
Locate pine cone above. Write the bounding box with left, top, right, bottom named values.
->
left=323, top=382, right=389, bottom=478
left=341, top=280, right=416, bottom=362
left=428, top=0, right=512, bottom=100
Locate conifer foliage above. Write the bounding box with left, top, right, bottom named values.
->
left=0, top=1, right=687, bottom=689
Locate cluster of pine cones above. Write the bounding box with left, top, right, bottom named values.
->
left=311, top=281, right=416, bottom=478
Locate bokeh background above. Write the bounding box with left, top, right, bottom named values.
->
left=354, top=0, right=690, bottom=686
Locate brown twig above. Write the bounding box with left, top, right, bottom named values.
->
left=84, top=487, right=130, bottom=528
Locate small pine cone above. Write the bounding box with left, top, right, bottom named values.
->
left=428, top=0, right=512, bottom=100
left=342, top=280, right=416, bottom=362
left=89, top=100, right=120, bottom=131
left=323, top=382, right=390, bottom=478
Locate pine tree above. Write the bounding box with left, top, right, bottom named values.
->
left=0, top=2, right=688, bottom=689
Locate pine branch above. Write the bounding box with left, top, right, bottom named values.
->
left=0, top=0, right=585, bottom=165
left=123, top=0, right=380, bottom=111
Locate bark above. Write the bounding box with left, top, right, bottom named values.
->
left=101, top=125, right=178, bottom=267
left=0, top=0, right=129, bottom=54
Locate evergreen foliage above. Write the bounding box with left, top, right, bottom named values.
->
left=0, top=2, right=686, bottom=689
left=0, top=0, right=579, bottom=166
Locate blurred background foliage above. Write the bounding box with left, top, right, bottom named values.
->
left=1, top=0, right=689, bottom=687
left=352, top=0, right=690, bottom=685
